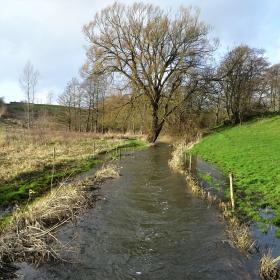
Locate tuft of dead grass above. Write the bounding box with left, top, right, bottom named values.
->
left=260, top=250, right=280, bottom=280
left=94, top=164, right=120, bottom=183
left=168, top=142, right=187, bottom=172
left=0, top=181, right=91, bottom=265
left=168, top=138, right=201, bottom=173
left=227, top=217, right=255, bottom=253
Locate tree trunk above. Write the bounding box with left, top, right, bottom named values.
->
left=27, top=101, right=31, bottom=129
left=86, top=101, right=91, bottom=132
left=148, top=104, right=164, bottom=143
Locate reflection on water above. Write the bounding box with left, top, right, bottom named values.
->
left=19, top=144, right=259, bottom=280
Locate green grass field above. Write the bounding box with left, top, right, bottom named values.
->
left=191, top=116, right=280, bottom=229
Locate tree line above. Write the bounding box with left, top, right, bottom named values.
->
left=15, top=2, right=280, bottom=142
left=57, top=75, right=107, bottom=133
left=80, top=2, right=280, bottom=142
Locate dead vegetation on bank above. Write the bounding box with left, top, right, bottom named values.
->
left=0, top=164, right=119, bottom=268
left=227, top=217, right=255, bottom=253
left=168, top=142, right=187, bottom=172
left=168, top=138, right=201, bottom=173
left=184, top=158, right=255, bottom=254
left=94, top=164, right=120, bottom=183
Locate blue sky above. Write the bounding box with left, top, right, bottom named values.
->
left=0, top=0, right=280, bottom=103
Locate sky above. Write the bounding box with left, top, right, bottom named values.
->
left=0, top=0, right=280, bottom=103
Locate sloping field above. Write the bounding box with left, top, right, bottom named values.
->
left=192, top=116, right=280, bottom=229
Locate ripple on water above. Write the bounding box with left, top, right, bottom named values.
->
left=18, top=144, right=259, bottom=280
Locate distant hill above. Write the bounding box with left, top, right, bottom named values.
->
left=0, top=102, right=67, bottom=129
left=6, top=102, right=64, bottom=118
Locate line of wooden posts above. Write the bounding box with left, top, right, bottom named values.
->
left=187, top=152, right=235, bottom=211
left=49, top=142, right=125, bottom=192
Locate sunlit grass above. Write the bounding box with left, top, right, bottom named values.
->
left=192, top=116, right=280, bottom=228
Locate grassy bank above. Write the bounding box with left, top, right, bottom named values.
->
left=191, top=116, right=280, bottom=230
left=0, top=127, right=145, bottom=208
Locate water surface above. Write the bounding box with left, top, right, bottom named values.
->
left=19, top=144, right=258, bottom=279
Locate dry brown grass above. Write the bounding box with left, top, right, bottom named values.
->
left=226, top=217, right=255, bottom=253
left=0, top=127, right=132, bottom=184
left=168, top=142, right=187, bottom=172
left=94, top=164, right=119, bottom=183
left=260, top=251, right=280, bottom=280
left=0, top=163, right=119, bottom=266
left=186, top=174, right=218, bottom=205
left=168, top=138, right=201, bottom=173
left=0, top=181, right=89, bottom=265
left=218, top=201, right=255, bottom=253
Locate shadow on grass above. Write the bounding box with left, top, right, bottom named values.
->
left=0, top=157, right=100, bottom=207
left=210, top=111, right=280, bottom=135
left=0, top=139, right=145, bottom=209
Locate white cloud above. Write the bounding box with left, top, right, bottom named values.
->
left=0, top=0, right=137, bottom=102
left=0, top=80, right=23, bottom=102
left=0, top=0, right=280, bottom=103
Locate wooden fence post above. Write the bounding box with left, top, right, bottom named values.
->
left=189, top=154, right=192, bottom=172
left=93, top=141, right=96, bottom=155
left=229, top=173, right=235, bottom=210
left=51, top=147, right=56, bottom=191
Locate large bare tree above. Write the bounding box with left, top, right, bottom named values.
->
left=19, top=61, right=39, bottom=129
left=83, top=2, right=214, bottom=142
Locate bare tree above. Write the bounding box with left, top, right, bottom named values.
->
left=266, top=64, right=280, bottom=112
left=83, top=2, right=214, bottom=142
left=80, top=63, right=109, bottom=133
left=58, top=78, right=84, bottom=131
left=58, top=82, right=74, bottom=131
left=19, top=61, right=39, bottom=129
left=47, top=91, right=54, bottom=105
left=217, top=46, right=268, bottom=124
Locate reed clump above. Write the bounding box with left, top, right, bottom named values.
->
left=168, top=138, right=201, bottom=173
left=260, top=251, right=280, bottom=280
left=226, top=217, right=255, bottom=253
left=0, top=181, right=88, bottom=265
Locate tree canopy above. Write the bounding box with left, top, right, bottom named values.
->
left=83, top=2, right=214, bottom=142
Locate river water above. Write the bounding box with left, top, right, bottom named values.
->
left=19, top=144, right=259, bottom=279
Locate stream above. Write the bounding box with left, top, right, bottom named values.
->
left=18, top=144, right=259, bottom=279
